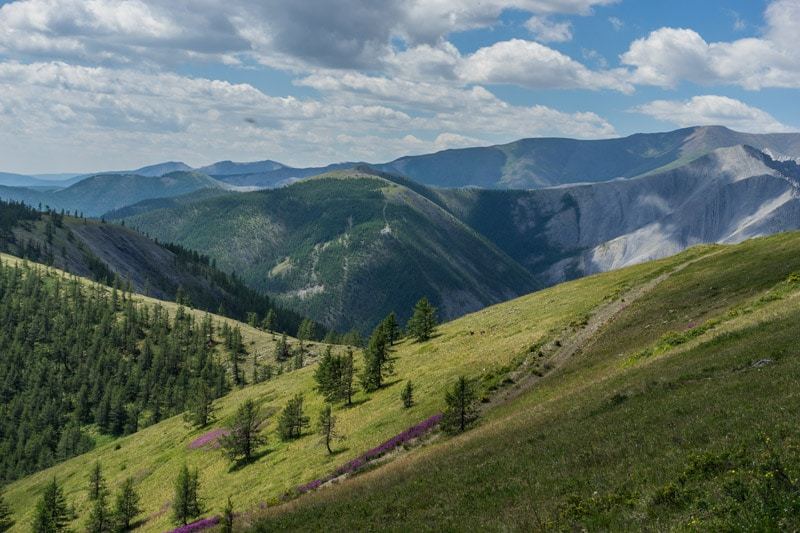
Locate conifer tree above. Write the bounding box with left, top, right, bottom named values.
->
left=401, top=380, right=414, bottom=408
left=407, top=297, right=438, bottom=342
left=274, top=333, right=290, bottom=362
left=0, top=490, right=14, bottom=531
left=317, top=404, right=342, bottom=454
left=277, top=394, right=310, bottom=441
left=341, top=349, right=356, bottom=406
left=360, top=324, right=393, bottom=392
left=172, top=465, right=202, bottom=526
left=88, top=462, right=106, bottom=501
left=262, top=309, right=276, bottom=332
left=221, top=497, right=234, bottom=533
left=32, top=478, right=70, bottom=533
left=184, top=381, right=216, bottom=428
left=112, top=478, right=140, bottom=532
left=297, top=318, right=316, bottom=341
left=382, top=312, right=401, bottom=345
left=442, top=376, right=479, bottom=434
left=86, top=489, right=111, bottom=533
left=219, top=400, right=267, bottom=463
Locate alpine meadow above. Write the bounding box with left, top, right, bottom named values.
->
left=2, top=0, right=800, bottom=532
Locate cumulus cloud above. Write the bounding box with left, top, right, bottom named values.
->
left=633, top=95, right=795, bottom=133
left=524, top=16, right=573, bottom=42
left=458, top=39, right=632, bottom=92
left=621, top=0, right=800, bottom=89
left=0, top=60, right=616, bottom=172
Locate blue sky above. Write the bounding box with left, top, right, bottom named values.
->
left=0, top=0, right=798, bottom=173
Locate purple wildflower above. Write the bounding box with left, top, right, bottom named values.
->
left=188, top=428, right=230, bottom=450
left=296, top=413, right=443, bottom=495
left=167, top=516, right=220, bottom=533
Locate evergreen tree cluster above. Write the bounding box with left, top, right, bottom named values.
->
left=0, top=259, right=229, bottom=482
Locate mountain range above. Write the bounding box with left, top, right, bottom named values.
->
left=2, top=125, right=800, bottom=332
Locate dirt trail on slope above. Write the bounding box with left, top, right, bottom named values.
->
left=482, top=249, right=723, bottom=412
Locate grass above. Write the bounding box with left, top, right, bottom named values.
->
left=245, top=231, right=800, bottom=531
left=0, top=231, right=692, bottom=531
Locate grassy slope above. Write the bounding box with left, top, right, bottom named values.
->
left=1, top=230, right=693, bottom=532
left=250, top=231, right=800, bottom=531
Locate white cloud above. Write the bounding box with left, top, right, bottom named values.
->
left=621, top=0, right=800, bottom=89
left=0, top=60, right=616, bottom=173
left=524, top=16, right=573, bottom=43
left=633, top=95, right=795, bottom=133
left=608, top=16, right=623, bottom=31
left=458, top=39, right=632, bottom=92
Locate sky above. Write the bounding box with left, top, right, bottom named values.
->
left=1, top=0, right=799, bottom=174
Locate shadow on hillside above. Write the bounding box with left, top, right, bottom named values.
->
left=342, top=397, right=370, bottom=409
left=227, top=448, right=272, bottom=473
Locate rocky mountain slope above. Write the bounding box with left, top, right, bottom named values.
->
left=438, top=145, right=800, bottom=284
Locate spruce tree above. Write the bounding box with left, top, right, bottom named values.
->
left=221, top=496, right=234, bottom=533
left=382, top=312, right=401, bottom=345
left=341, top=349, right=356, bottom=406
left=32, top=478, right=70, bottom=533
left=442, top=376, right=479, bottom=434
left=401, top=380, right=414, bottom=408
left=184, top=381, right=216, bottom=428
left=88, top=461, right=106, bottom=501
left=219, top=400, right=267, bottom=463
left=112, top=478, right=140, bottom=532
left=297, top=318, right=316, bottom=341
left=360, top=324, right=393, bottom=392
left=407, top=297, right=438, bottom=342
left=277, top=394, right=310, bottom=441
left=172, top=465, right=202, bottom=526
left=274, top=334, right=290, bottom=362
left=0, top=490, right=14, bottom=531
left=86, top=489, right=112, bottom=533
left=262, top=309, right=276, bottom=332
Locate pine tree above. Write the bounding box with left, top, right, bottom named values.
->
left=262, top=309, right=276, bottom=332
left=86, top=489, right=112, bottom=533
left=277, top=394, right=310, bottom=441
left=172, top=465, right=202, bottom=526
left=221, top=496, right=234, bottom=533
left=317, top=404, right=342, bottom=454
left=313, top=346, right=337, bottom=400
left=112, top=478, right=140, bottom=532
left=184, top=381, right=216, bottom=428
left=274, top=333, right=290, bottom=362
left=219, top=400, right=267, bottom=463
left=382, top=312, right=401, bottom=345
left=442, top=376, right=479, bottom=434
left=407, top=297, right=438, bottom=342
left=297, top=318, right=316, bottom=341
left=88, top=461, right=106, bottom=501
left=360, top=324, right=393, bottom=392
left=401, top=380, right=414, bottom=408
left=0, top=490, right=14, bottom=531
left=32, top=478, right=70, bottom=533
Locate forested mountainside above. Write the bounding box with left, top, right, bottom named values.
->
left=0, top=253, right=331, bottom=485
left=115, top=171, right=537, bottom=333
left=0, top=199, right=321, bottom=337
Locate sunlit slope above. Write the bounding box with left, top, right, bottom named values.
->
left=1, top=236, right=700, bottom=531
left=252, top=231, right=800, bottom=531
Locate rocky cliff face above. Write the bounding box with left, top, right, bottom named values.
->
left=439, top=145, right=800, bottom=285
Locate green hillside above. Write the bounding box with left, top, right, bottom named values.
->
left=6, top=229, right=800, bottom=531
left=0, top=199, right=316, bottom=336
left=116, top=171, right=538, bottom=333
left=250, top=231, right=800, bottom=531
